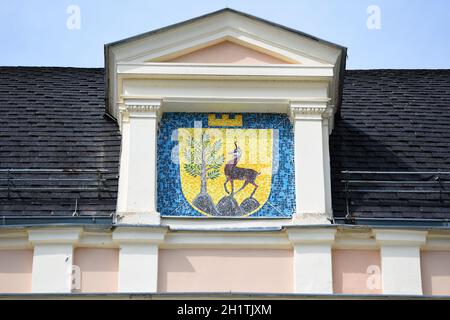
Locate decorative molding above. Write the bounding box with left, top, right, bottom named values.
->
left=124, top=104, right=161, bottom=113
left=119, top=99, right=162, bottom=121
left=290, top=106, right=326, bottom=115
left=118, top=100, right=162, bottom=130
left=289, top=101, right=333, bottom=121
left=119, top=106, right=130, bottom=124
left=321, top=105, right=335, bottom=120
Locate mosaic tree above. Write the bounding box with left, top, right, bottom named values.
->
left=183, top=132, right=224, bottom=214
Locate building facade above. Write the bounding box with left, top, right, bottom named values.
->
left=1, top=9, right=450, bottom=298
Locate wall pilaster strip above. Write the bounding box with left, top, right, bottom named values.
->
left=374, top=229, right=427, bottom=295
left=113, top=227, right=167, bottom=293
left=116, top=99, right=162, bottom=225
left=28, top=228, right=82, bottom=293
left=287, top=228, right=336, bottom=294
left=289, top=101, right=333, bottom=224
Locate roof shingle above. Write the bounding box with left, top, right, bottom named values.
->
left=0, top=67, right=120, bottom=217
left=331, top=69, right=450, bottom=219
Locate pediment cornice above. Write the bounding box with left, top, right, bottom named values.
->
left=105, top=9, right=347, bottom=119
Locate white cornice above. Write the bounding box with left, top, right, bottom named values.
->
left=1, top=227, right=450, bottom=251
left=117, top=63, right=334, bottom=79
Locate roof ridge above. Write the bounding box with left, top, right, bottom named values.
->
left=0, top=66, right=103, bottom=71
left=347, top=68, right=450, bottom=72
left=0, top=66, right=449, bottom=72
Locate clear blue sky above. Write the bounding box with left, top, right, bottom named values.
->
left=1, top=0, right=449, bottom=69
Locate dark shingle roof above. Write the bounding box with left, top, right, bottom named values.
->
left=331, top=69, right=450, bottom=220
left=0, top=67, right=449, bottom=221
left=0, top=67, right=120, bottom=218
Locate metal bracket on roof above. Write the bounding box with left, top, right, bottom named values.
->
left=6, top=169, right=10, bottom=199
left=72, top=198, right=79, bottom=217
left=344, top=171, right=353, bottom=221
left=434, top=171, right=443, bottom=203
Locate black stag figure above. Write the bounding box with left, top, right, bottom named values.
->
left=224, top=142, right=260, bottom=198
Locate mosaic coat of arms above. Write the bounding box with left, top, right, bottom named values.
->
left=157, top=113, right=295, bottom=218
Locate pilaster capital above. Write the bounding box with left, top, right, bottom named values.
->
left=286, top=227, right=336, bottom=245
left=112, top=226, right=167, bottom=246
left=28, top=228, right=82, bottom=245
left=289, top=100, right=332, bottom=121
left=374, top=229, right=428, bottom=247
left=119, top=99, right=162, bottom=121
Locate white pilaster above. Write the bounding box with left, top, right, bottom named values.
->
left=322, top=109, right=333, bottom=217
left=287, top=228, right=336, bottom=294
left=117, top=99, right=162, bottom=225
left=113, top=227, right=167, bottom=293
left=290, top=101, right=332, bottom=224
left=375, top=229, right=427, bottom=295
left=28, top=228, right=82, bottom=293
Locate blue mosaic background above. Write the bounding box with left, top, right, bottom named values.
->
left=157, top=113, right=296, bottom=218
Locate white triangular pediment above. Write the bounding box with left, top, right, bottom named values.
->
left=105, top=9, right=346, bottom=118
left=108, top=9, right=343, bottom=67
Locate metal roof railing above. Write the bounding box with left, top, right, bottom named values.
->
left=341, top=171, right=450, bottom=220
left=0, top=169, right=117, bottom=220
left=0, top=168, right=113, bottom=215
left=0, top=168, right=110, bottom=194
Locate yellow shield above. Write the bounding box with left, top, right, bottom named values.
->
left=178, top=127, right=273, bottom=217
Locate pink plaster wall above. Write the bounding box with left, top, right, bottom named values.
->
left=0, top=250, right=33, bottom=293
left=421, top=251, right=450, bottom=296
left=167, top=41, right=291, bottom=64
left=332, top=249, right=382, bottom=295
left=73, top=248, right=119, bottom=293
left=158, top=249, right=293, bottom=293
